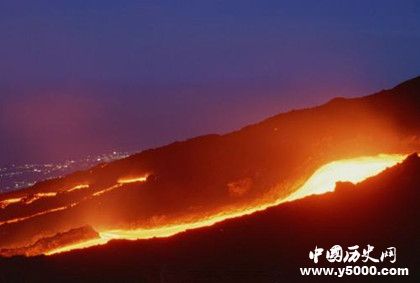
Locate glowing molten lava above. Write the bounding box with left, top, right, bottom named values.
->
left=0, top=198, right=23, bottom=209
left=0, top=192, right=57, bottom=208
left=0, top=176, right=148, bottom=228
left=118, top=175, right=149, bottom=184
left=285, top=154, right=406, bottom=201
left=67, top=184, right=90, bottom=192
left=45, top=153, right=406, bottom=256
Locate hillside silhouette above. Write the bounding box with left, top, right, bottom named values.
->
left=0, top=153, right=418, bottom=282
left=0, top=76, right=419, bottom=258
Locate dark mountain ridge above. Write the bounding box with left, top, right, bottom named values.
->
left=0, top=76, right=419, bottom=255
left=1, top=153, right=418, bottom=282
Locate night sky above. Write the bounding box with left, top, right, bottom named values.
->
left=0, top=1, right=419, bottom=165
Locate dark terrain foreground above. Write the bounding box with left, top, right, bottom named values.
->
left=0, top=153, right=419, bottom=282
left=0, top=76, right=419, bottom=255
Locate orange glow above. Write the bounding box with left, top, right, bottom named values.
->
left=117, top=175, right=149, bottom=184
left=0, top=197, right=24, bottom=209
left=24, top=192, right=57, bottom=204
left=88, top=175, right=149, bottom=197
left=284, top=154, right=406, bottom=201
left=35, top=192, right=57, bottom=197
left=92, top=184, right=120, bottom=197
left=1, top=192, right=59, bottom=208
left=67, top=184, right=90, bottom=192
left=0, top=175, right=149, bottom=230
left=45, top=238, right=108, bottom=255
left=0, top=203, right=77, bottom=226
left=46, top=154, right=406, bottom=256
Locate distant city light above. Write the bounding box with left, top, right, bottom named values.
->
left=0, top=151, right=133, bottom=193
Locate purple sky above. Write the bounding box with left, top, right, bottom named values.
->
left=0, top=1, right=419, bottom=165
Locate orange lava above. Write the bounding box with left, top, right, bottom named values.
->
left=67, top=184, right=90, bottom=193
left=92, top=184, right=121, bottom=197
left=24, top=192, right=57, bottom=204
left=0, top=176, right=148, bottom=228
left=46, top=153, right=406, bottom=256
left=0, top=185, right=88, bottom=209
left=0, top=192, right=57, bottom=208
left=285, top=154, right=406, bottom=201
left=0, top=197, right=24, bottom=209
left=0, top=203, right=77, bottom=226
left=118, top=175, right=149, bottom=184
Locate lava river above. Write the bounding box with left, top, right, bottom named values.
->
left=42, top=153, right=406, bottom=256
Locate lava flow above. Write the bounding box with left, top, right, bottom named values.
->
left=284, top=154, right=406, bottom=201
left=45, top=153, right=406, bottom=256
left=0, top=192, right=57, bottom=209
left=118, top=175, right=149, bottom=184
